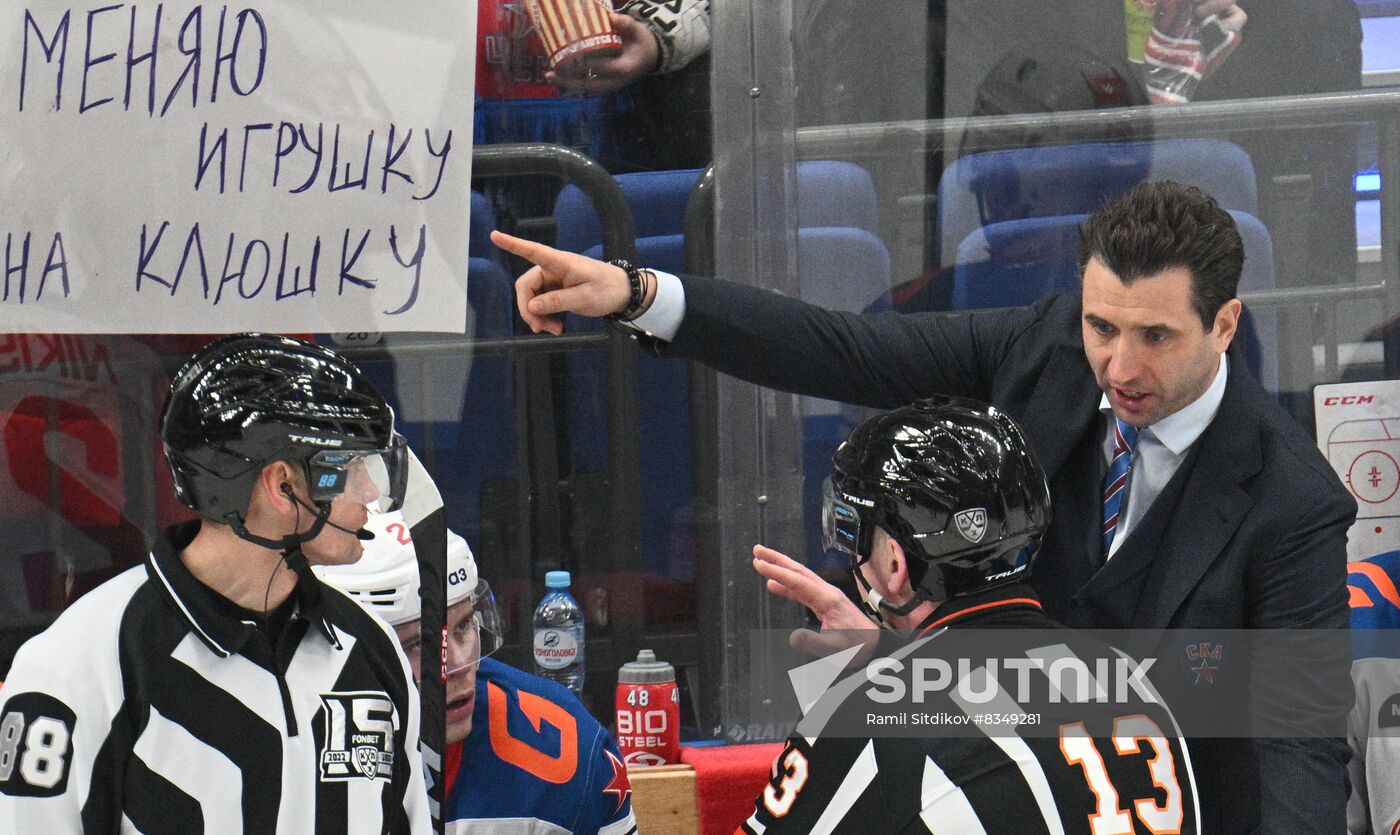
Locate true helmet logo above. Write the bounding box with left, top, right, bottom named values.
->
left=318, top=692, right=397, bottom=782
left=838, top=489, right=875, bottom=508
left=291, top=433, right=345, bottom=447
left=954, top=508, right=987, bottom=543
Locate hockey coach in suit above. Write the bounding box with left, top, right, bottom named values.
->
left=495, top=180, right=1357, bottom=831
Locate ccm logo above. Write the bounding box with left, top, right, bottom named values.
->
left=1323, top=395, right=1375, bottom=406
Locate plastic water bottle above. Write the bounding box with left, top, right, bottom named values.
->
left=533, top=570, right=585, bottom=695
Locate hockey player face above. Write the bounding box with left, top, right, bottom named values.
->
left=394, top=597, right=481, bottom=745
left=442, top=598, right=481, bottom=744
left=1081, top=258, right=1239, bottom=429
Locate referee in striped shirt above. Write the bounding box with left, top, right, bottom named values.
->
left=746, top=396, right=1200, bottom=834
left=0, top=334, right=432, bottom=834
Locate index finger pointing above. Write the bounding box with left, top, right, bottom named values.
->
left=491, top=230, right=573, bottom=272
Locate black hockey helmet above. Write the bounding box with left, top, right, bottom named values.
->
left=160, top=334, right=407, bottom=545
left=821, top=396, right=1051, bottom=604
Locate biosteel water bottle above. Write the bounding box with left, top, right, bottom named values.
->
left=615, top=649, right=680, bottom=766
left=533, top=570, right=585, bottom=695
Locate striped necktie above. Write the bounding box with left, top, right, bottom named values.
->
left=1102, top=417, right=1140, bottom=556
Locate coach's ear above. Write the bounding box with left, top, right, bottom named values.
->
left=1212, top=297, right=1242, bottom=352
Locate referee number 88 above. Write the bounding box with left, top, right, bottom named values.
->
left=0, top=710, right=71, bottom=790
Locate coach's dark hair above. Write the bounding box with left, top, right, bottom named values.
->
left=1076, top=181, right=1244, bottom=330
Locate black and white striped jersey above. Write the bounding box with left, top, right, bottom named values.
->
left=741, top=586, right=1199, bottom=835
left=0, top=522, right=432, bottom=834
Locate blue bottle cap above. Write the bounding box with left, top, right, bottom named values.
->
left=545, top=570, right=572, bottom=589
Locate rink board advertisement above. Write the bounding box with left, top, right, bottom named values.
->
left=1315, top=379, right=1400, bottom=560
left=0, top=0, right=476, bottom=333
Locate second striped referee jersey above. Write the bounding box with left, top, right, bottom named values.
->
left=742, top=582, right=1200, bottom=835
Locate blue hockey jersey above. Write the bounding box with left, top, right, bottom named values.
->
left=445, top=657, right=637, bottom=834
left=1347, top=551, right=1400, bottom=835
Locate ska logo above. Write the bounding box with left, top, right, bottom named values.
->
left=953, top=508, right=987, bottom=543
left=1184, top=641, right=1223, bottom=687
left=318, top=692, right=398, bottom=782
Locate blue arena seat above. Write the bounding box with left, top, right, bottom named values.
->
left=936, top=139, right=1258, bottom=273
left=470, top=190, right=498, bottom=260
left=951, top=210, right=1278, bottom=395
left=555, top=169, right=704, bottom=267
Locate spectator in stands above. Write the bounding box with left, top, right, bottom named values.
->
left=548, top=1, right=710, bottom=95
left=0, top=334, right=430, bottom=833
left=476, top=0, right=710, bottom=173
left=496, top=178, right=1356, bottom=832
left=319, top=512, right=639, bottom=835
left=741, top=397, right=1201, bottom=833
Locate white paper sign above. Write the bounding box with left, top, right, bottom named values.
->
left=0, top=0, right=475, bottom=333
left=1315, top=380, right=1400, bottom=560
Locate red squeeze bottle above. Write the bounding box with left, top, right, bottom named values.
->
left=615, top=649, right=680, bottom=766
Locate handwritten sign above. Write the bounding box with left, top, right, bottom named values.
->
left=0, top=1, right=476, bottom=332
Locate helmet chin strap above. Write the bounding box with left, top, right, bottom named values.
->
left=226, top=501, right=334, bottom=573
left=851, top=564, right=922, bottom=626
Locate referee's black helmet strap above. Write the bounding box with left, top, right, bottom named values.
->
left=830, top=395, right=1052, bottom=602
left=849, top=563, right=923, bottom=626
left=159, top=333, right=404, bottom=537
left=225, top=501, right=332, bottom=558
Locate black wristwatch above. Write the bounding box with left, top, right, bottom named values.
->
left=605, top=259, right=648, bottom=321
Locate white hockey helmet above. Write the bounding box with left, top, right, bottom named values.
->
left=316, top=511, right=481, bottom=625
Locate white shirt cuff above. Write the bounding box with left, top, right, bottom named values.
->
left=624, top=269, right=685, bottom=342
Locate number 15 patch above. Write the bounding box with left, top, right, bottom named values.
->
left=0, top=692, right=77, bottom=798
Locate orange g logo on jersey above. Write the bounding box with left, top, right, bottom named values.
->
left=487, top=681, right=579, bottom=784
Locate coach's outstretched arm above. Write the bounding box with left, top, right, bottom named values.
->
left=495, top=229, right=1019, bottom=410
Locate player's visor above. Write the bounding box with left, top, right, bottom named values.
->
left=442, top=579, right=504, bottom=677
left=400, top=581, right=504, bottom=683
left=306, top=433, right=409, bottom=511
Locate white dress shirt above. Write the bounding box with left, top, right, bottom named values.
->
left=625, top=270, right=686, bottom=341
left=1100, top=354, right=1229, bottom=559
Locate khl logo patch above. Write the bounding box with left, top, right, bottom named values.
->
left=318, top=691, right=398, bottom=782
left=954, top=508, right=987, bottom=543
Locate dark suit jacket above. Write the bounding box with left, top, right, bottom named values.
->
left=643, top=278, right=1357, bottom=832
